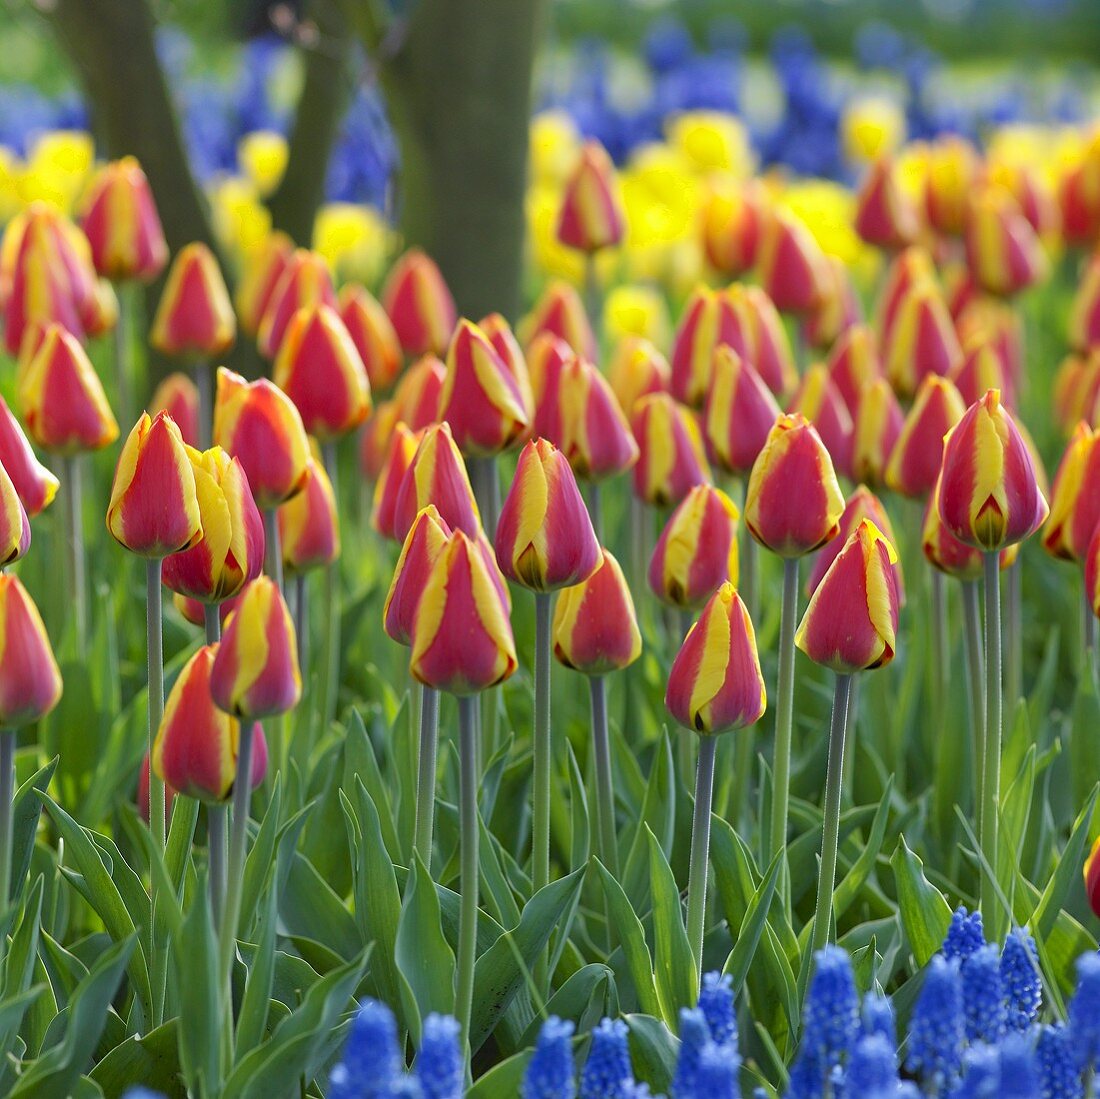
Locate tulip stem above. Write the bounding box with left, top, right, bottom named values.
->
left=196, top=359, right=212, bottom=450
left=455, top=695, right=479, bottom=1064
left=629, top=496, right=647, bottom=596
left=961, top=580, right=987, bottom=806
left=263, top=508, right=283, bottom=591
left=0, top=729, right=14, bottom=910
left=413, top=684, right=440, bottom=864
left=686, top=735, right=717, bottom=981
left=742, top=533, right=759, bottom=625
left=470, top=456, right=501, bottom=541
left=981, top=552, right=1002, bottom=933
left=1085, top=587, right=1098, bottom=691
left=61, top=455, right=87, bottom=658
left=532, top=591, right=552, bottom=991
left=114, top=282, right=134, bottom=428
left=320, top=442, right=340, bottom=735
left=584, top=254, right=602, bottom=351
left=767, top=557, right=800, bottom=867
left=204, top=604, right=221, bottom=645
left=207, top=804, right=227, bottom=928
left=220, top=723, right=254, bottom=1049
left=1006, top=561, right=1021, bottom=709
left=292, top=575, right=307, bottom=669
left=587, top=481, right=602, bottom=543
left=590, top=676, right=618, bottom=877
left=809, top=673, right=853, bottom=957
left=146, top=560, right=166, bottom=853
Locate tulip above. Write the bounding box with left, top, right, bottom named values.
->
left=150, top=242, right=236, bottom=360
left=854, top=156, right=920, bottom=251
left=631, top=392, right=712, bottom=508
left=381, top=248, right=457, bottom=357
left=700, top=176, right=766, bottom=277
left=553, top=549, right=640, bottom=677
left=527, top=334, right=574, bottom=443
left=607, top=336, right=670, bottom=417
left=876, top=245, right=937, bottom=345
left=787, top=364, right=855, bottom=480
left=727, top=283, right=798, bottom=397
left=359, top=399, right=402, bottom=481
left=394, top=353, right=448, bottom=432
left=273, top=304, right=372, bottom=441
left=803, top=254, right=862, bottom=352
left=150, top=373, right=200, bottom=448
left=257, top=248, right=336, bottom=360
left=1069, top=253, right=1100, bottom=353
left=924, top=135, right=981, bottom=237
left=520, top=279, right=596, bottom=362
left=886, top=374, right=967, bottom=499
left=826, top=325, right=880, bottom=416
left=479, top=312, right=536, bottom=425
left=666, top=582, right=765, bottom=972
left=1060, top=143, right=1100, bottom=248
left=392, top=422, right=481, bottom=542
left=556, top=139, right=625, bottom=254
left=703, top=345, right=781, bottom=478
left=953, top=335, right=1012, bottom=410
left=0, top=393, right=58, bottom=517
left=1054, top=352, right=1100, bottom=435
left=1085, top=836, right=1100, bottom=921
left=235, top=230, right=293, bottom=337
left=340, top=283, right=402, bottom=393
left=883, top=282, right=963, bottom=399
left=279, top=457, right=339, bottom=576
left=992, top=160, right=1059, bottom=241
left=372, top=422, right=422, bottom=541
left=851, top=377, right=903, bottom=487
left=669, top=285, right=740, bottom=407
left=957, top=296, right=1024, bottom=398
left=964, top=187, right=1047, bottom=298
left=79, top=156, right=167, bottom=282
left=756, top=208, right=829, bottom=315
left=807, top=485, right=902, bottom=601
left=795, top=519, right=901, bottom=952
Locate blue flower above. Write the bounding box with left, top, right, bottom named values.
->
left=525, top=1017, right=576, bottom=1099
left=698, top=972, right=737, bottom=1048
left=961, top=945, right=1006, bottom=1045
left=672, top=1009, right=709, bottom=1098
left=1036, top=1023, right=1084, bottom=1099
left=1000, top=929, right=1042, bottom=1032
left=800, top=947, right=859, bottom=1075
left=950, top=1043, right=999, bottom=1099
left=861, top=993, right=896, bottom=1045
left=783, top=1046, right=824, bottom=1099
left=942, top=907, right=985, bottom=964
left=998, top=1031, right=1041, bottom=1099
left=416, top=1013, right=462, bottom=1099
left=694, top=1041, right=740, bottom=1099
left=1067, top=952, right=1100, bottom=1072
left=580, top=1018, right=633, bottom=1099
left=906, top=956, right=964, bottom=1095
left=329, top=1000, right=405, bottom=1099
left=846, top=1033, right=899, bottom=1093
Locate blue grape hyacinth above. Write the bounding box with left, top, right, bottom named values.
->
left=525, top=1017, right=577, bottom=1099
left=906, top=956, right=965, bottom=1095
left=417, top=1014, right=463, bottom=1099
left=580, top=1018, right=634, bottom=1099
left=942, top=907, right=986, bottom=964
left=961, top=944, right=1006, bottom=1045
left=1000, top=929, right=1042, bottom=1032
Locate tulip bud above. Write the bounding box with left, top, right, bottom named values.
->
left=381, top=248, right=457, bottom=357
left=153, top=644, right=266, bottom=802
left=528, top=334, right=574, bottom=443
left=795, top=519, right=901, bottom=674
left=395, top=354, right=448, bottom=432
left=851, top=377, right=903, bottom=487
left=0, top=463, right=29, bottom=567
left=520, top=280, right=596, bottom=361
left=803, top=254, right=862, bottom=352
left=953, top=334, right=1012, bottom=410
left=79, top=156, right=167, bottom=282
left=1082, top=521, right=1100, bottom=620
left=0, top=575, right=62, bottom=726
left=480, top=312, right=536, bottom=425
left=964, top=187, right=1046, bottom=298
left=991, top=160, right=1059, bottom=241
left=1070, top=254, right=1100, bottom=354
left=854, top=156, right=920, bottom=251
left=726, top=283, right=797, bottom=397
left=150, top=372, right=200, bottom=448
left=876, top=245, right=937, bottom=345
left=279, top=457, right=339, bottom=575
left=384, top=505, right=454, bottom=646
left=392, top=421, right=481, bottom=542
left=787, top=364, right=855, bottom=480
left=666, top=583, right=766, bottom=735
left=439, top=319, right=530, bottom=457
left=704, top=345, right=780, bottom=477
left=257, top=249, right=335, bottom=359
left=826, top=324, right=881, bottom=415
left=631, top=392, right=712, bottom=507
left=883, top=282, right=963, bottom=399
left=555, top=356, right=639, bottom=481
left=372, top=422, right=421, bottom=540
left=745, top=413, right=845, bottom=558
left=886, top=374, right=966, bottom=499
left=807, top=484, right=903, bottom=599
left=273, top=304, right=372, bottom=441
left=608, top=336, right=670, bottom=418
left=210, top=576, right=301, bottom=718
left=213, top=368, right=311, bottom=509
left=495, top=438, right=600, bottom=592
left=1042, top=422, right=1100, bottom=562
left=1054, top=354, right=1092, bottom=436
left=1085, top=835, right=1100, bottom=920
left=553, top=549, right=641, bottom=674
left=1060, top=141, right=1100, bottom=248
left=938, top=389, right=1049, bottom=552
left=162, top=446, right=264, bottom=603
left=957, top=297, right=1023, bottom=396
left=0, top=393, right=58, bottom=515
left=649, top=485, right=738, bottom=609
left=756, top=208, right=829, bottom=314
left=150, top=243, right=235, bottom=359
left=360, top=399, right=402, bottom=481
left=556, top=139, right=625, bottom=253
left=235, top=231, right=293, bottom=338
left=411, top=530, right=517, bottom=695
left=924, top=135, right=981, bottom=237
left=669, top=285, right=740, bottom=407
left=340, top=283, right=403, bottom=393
left=700, top=176, right=766, bottom=277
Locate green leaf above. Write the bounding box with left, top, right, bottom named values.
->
left=621, top=734, right=674, bottom=908
left=280, top=848, right=359, bottom=962
left=518, top=964, right=613, bottom=1047
left=1034, top=785, right=1099, bottom=941
left=88, top=1020, right=183, bottom=1098
left=236, top=879, right=279, bottom=1059
left=723, top=848, right=783, bottom=994
left=833, top=778, right=894, bottom=921
left=647, top=826, right=696, bottom=1026
left=594, top=859, right=661, bottom=1018
left=891, top=836, right=952, bottom=966
left=624, top=1013, right=678, bottom=1093
left=11, top=759, right=56, bottom=901
left=174, top=872, right=220, bottom=1099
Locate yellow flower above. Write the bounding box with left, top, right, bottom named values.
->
left=777, top=180, right=879, bottom=285
left=313, top=202, right=390, bottom=284
left=0, top=147, right=23, bottom=222
left=603, top=284, right=670, bottom=347
left=208, top=176, right=272, bottom=262
left=529, top=110, right=582, bottom=186
left=237, top=130, right=289, bottom=197
left=666, top=111, right=756, bottom=178
left=20, top=130, right=94, bottom=212
left=841, top=97, right=906, bottom=164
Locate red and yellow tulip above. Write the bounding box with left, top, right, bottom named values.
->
left=384, top=505, right=453, bottom=647
left=150, top=242, right=235, bottom=359
left=391, top=421, right=481, bottom=542
left=886, top=374, right=967, bottom=499
left=339, top=283, right=403, bottom=394
left=631, top=392, right=711, bottom=507
left=555, top=355, right=639, bottom=481
left=79, top=156, right=167, bottom=282
left=0, top=393, right=58, bottom=515
left=553, top=549, right=641, bottom=675
left=555, top=139, right=626, bottom=254
left=257, top=248, right=336, bottom=359
left=381, top=247, right=457, bottom=358
left=278, top=457, right=340, bottom=575
left=0, top=575, right=62, bottom=726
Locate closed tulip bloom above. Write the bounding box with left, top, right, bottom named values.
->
left=957, top=297, right=1024, bottom=395
left=520, top=280, right=596, bottom=361
left=210, top=576, right=301, bottom=718
left=162, top=446, right=264, bottom=603
left=153, top=645, right=265, bottom=802
left=608, top=336, right=670, bottom=417
left=745, top=413, right=845, bottom=558
left=756, top=208, right=829, bottom=314
left=876, top=245, right=937, bottom=345
left=439, top=318, right=529, bottom=457
left=1060, top=144, right=1100, bottom=247
left=372, top=422, right=421, bottom=540
left=556, top=139, right=625, bottom=253
left=553, top=549, right=641, bottom=674
left=279, top=457, right=339, bottom=575
left=150, top=243, right=235, bottom=359
left=1082, top=523, right=1100, bottom=619
left=381, top=248, right=457, bottom=357
left=1070, top=254, right=1100, bottom=353
left=556, top=356, right=639, bottom=480
left=700, top=176, right=766, bottom=277
left=649, top=485, right=739, bottom=608
left=631, top=392, right=712, bottom=507
left=273, top=304, right=371, bottom=441
left=480, top=312, right=535, bottom=423
left=922, top=476, right=987, bottom=581
left=851, top=377, right=904, bottom=487
left=495, top=438, right=600, bottom=592
left=235, top=230, right=293, bottom=337
left=17, top=324, right=119, bottom=454
left=392, top=422, right=481, bottom=542
left=704, top=345, right=780, bottom=476
left=796, top=519, right=901, bottom=674
left=150, top=372, right=200, bottom=447
left=395, top=354, right=448, bottom=432
left=359, top=399, right=401, bottom=481
left=1053, top=354, right=1092, bottom=436
left=0, top=575, right=62, bottom=726
left=666, top=583, right=766, bottom=735
left=826, top=324, right=881, bottom=414
left=807, top=485, right=902, bottom=600
left=883, top=282, right=963, bottom=398
left=339, top=283, right=402, bottom=393
left=213, top=368, right=311, bottom=509
left=787, top=364, right=855, bottom=480
left=803, top=253, right=862, bottom=351
left=924, top=135, right=981, bottom=237
left=669, top=285, right=740, bottom=407
left=1042, top=422, right=1100, bottom=562
left=257, top=249, right=335, bottom=359
left=938, top=389, right=1049, bottom=552
left=0, top=394, right=58, bottom=515
left=855, top=156, right=921, bottom=251
left=965, top=187, right=1046, bottom=298
left=727, top=284, right=798, bottom=397
left=411, top=530, right=518, bottom=695
left=527, top=334, right=574, bottom=442
left=79, top=156, right=167, bottom=282
left=953, top=335, right=1012, bottom=410
left=886, top=374, right=967, bottom=499
left=1086, top=836, right=1100, bottom=920
left=994, top=160, right=1059, bottom=241
left=0, top=464, right=29, bottom=567
left=384, top=505, right=453, bottom=646
left=107, top=411, right=203, bottom=558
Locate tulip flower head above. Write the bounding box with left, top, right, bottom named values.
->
left=150, top=242, right=236, bottom=359
left=235, top=230, right=294, bottom=337
left=756, top=208, right=830, bottom=314
left=0, top=393, right=58, bottom=515
left=1042, top=422, right=1100, bottom=562
left=339, top=282, right=403, bottom=393
left=162, top=445, right=264, bottom=604
left=854, top=156, right=921, bottom=251
left=79, top=156, right=167, bottom=282
left=700, top=176, right=766, bottom=277
left=213, top=368, right=311, bottom=509
left=826, top=324, right=881, bottom=415
left=807, top=485, right=902, bottom=601
left=372, top=422, right=422, bottom=541
left=556, top=139, right=626, bottom=253
left=704, top=345, right=781, bottom=476
left=964, top=187, right=1047, bottom=298
left=553, top=549, right=641, bottom=675
left=922, top=471, right=1020, bottom=581
left=381, top=248, right=457, bottom=357
left=924, top=135, right=982, bottom=237
left=876, top=245, right=937, bottom=345
left=886, top=374, right=967, bottom=499
left=394, top=354, right=448, bottom=432
left=851, top=377, right=904, bottom=487
left=727, top=283, right=798, bottom=397
left=278, top=457, right=340, bottom=575
left=745, top=413, right=845, bottom=558
left=883, top=282, right=963, bottom=399
left=669, top=285, right=740, bottom=407
left=0, top=464, right=29, bottom=568
left=359, top=399, right=402, bottom=481
left=1069, top=253, right=1100, bottom=354
left=631, top=392, right=712, bottom=507
left=555, top=355, right=639, bottom=481
left=953, top=335, right=1013, bottom=410
left=804, top=253, right=862, bottom=352
left=384, top=505, right=454, bottom=647
left=107, top=411, right=203, bottom=558
left=527, top=334, right=574, bottom=443
left=796, top=519, right=901, bottom=674
left=666, top=583, right=766, bottom=735
left=257, top=248, right=335, bottom=359
left=787, top=363, right=855, bottom=480
left=495, top=438, right=601, bottom=592
left=210, top=576, right=301, bottom=718
left=392, top=421, right=481, bottom=542
left=607, top=336, right=670, bottom=418
left=479, top=312, right=536, bottom=424
left=0, top=575, right=62, bottom=726
left=520, top=280, right=596, bottom=361
left=938, top=389, right=1049, bottom=552
left=150, top=372, right=200, bottom=448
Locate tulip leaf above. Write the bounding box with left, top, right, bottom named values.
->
left=235, top=879, right=279, bottom=1060
left=174, top=869, right=221, bottom=1099
left=11, top=758, right=56, bottom=902
left=646, top=825, right=696, bottom=1026
left=594, top=858, right=662, bottom=1019
left=724, top=847, right=784, bottom=995
left=87, top=1020, right=181, bottom=1097
left=890, top=836, right=952, bottom=966
left=834, top=777, right=895, bottom=920
left=1034, top=784, right=1099, bottom=942
left=624, top=1012, right=679, bottom=1093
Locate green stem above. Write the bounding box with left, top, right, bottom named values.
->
left=981, top=552, right=1002, bottom=929
left=320, top=442, right=340, bottom=735
left=207, top=804, right=226, bottom=928
left=629, top=496, right=647, bottom=597
left=292, top=574, right=307, bottom=670
left=61, top=455, right=86, bottom=657
left=114, top=281, right=133, bottom=429
left=263, top=508, right=283, bottom=591
left=686, top=735, right=717, bottom=980
left=767, top=558, right=800, bottom=865
left=962, top=579, right=987, bottom=792
left=587, top=480, right=602, bottom=544
left=1005, top=560, right=1021, bottom=708
left=470, top=456, right=500, bottom=541
left=414, top=684, right=440, bottom=864
left=589, top=676, right=618, bottom=877
left=0, top=730, right=14, bottom=909
left=204, top=604, right=221, bottom=645
left=584, top=253, right=602, bottom=353
left=1084, top=585, right=1096, bottom=687
left=195, top=359, right=211, bottom=450
left=809, top=674, right=853, bottom=956
left=147, top=560, right=166, bottom=852
left=741, top=532, right=759, bottom=626
left=931, top=568, right=950, bottom=697
left=455, top=695, right=479, bottom=1063
left=533, top=591, right=552, bottom=990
